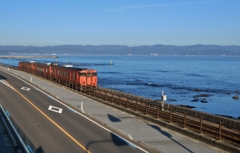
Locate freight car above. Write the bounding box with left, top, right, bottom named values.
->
left=18, top=61, right=97, bottom=89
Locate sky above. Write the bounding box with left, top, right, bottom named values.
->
left=0, top=0, right=240, bottom=46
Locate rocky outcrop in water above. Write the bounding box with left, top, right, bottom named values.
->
left=178, top=105, right=196, bottom=109
left=232, top=95, right=239, bottom=100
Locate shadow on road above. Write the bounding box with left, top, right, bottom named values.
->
left=85, top=133, right=129, bottom=152
left=0, top=74, right=7, bottom=80
left=107, top=114, right=121, bottom=122
left=149, top=124, right=194, bottom=153
left=35, top=146, right=44, bottom=153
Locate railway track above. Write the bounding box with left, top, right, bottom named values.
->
left=2, top=64, right=240, bottom=148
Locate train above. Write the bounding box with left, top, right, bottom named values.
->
left=18, top=61, right=98, bottom=89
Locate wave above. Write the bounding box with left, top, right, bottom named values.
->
left=186, top=73, right=206, bottom=77
left=146, top=83, right=166, bottom=87
left=153, top=70, right=169, bottom=73
left=100, top=77, right=234, bottom=95
left=145, top=82, right=230, bottom=94
left=100, top=71, right=122, bottom=74
left=125, top=79, right=145, bottom=86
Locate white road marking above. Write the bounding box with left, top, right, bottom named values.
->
left=48, top=105, right=63, bottom=114
left=21, top=87, right=31, bottom=91
left=0, top=80, right=15, bottom=90
left=68, top=107, right=76, bottom=113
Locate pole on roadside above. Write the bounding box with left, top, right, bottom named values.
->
left=80, top=101, right=84, bottom=113
left=161, top=90, right=167, bottom=111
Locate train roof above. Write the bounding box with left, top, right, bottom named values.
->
left=19, top=61, right=35, bottom=63
left=52, top=65, right=88, bottom=71
left=19, top=61, right=96, bottom=71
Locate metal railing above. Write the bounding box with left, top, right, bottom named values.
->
left=82, top=86, right=240, bottom=147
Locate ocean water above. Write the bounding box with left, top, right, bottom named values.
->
left=1, top=55, right=240, bottom=118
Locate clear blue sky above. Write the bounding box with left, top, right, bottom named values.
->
left=0, top=0, right=239, bottom=46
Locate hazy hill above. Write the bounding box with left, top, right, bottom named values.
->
left=0, top=44, right=240, bottom=56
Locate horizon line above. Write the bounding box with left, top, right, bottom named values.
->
left=0, top=44, right=239, bottom=47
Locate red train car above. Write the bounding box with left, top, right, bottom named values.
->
left=18, top=61, right=36, bottom=73
left=18, top=61, right=98, bottom=89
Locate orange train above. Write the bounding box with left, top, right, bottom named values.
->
left=18, top=61, right=97, bottom=89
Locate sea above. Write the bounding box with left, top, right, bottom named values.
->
left=1, top=55, right=240, bottom=118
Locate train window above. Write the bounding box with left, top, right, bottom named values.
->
left=92, top=73, right=97, bottom=76
left=37, top=67, right=44, bottom=72
left=80, top=73, right=86, bottom=76
left=46, top=69, right=48, bottom=73
left=65, top=72, right=69, bottom=77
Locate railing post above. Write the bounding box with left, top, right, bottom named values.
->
left=219, top=121, right=222, bottom=140
left=118, top=96, right=120, bottom=106
left=105, top=92, right=106, bottom=101
left=136, top=101, right=138, bottom=111
left=161, top=101, right=164, bottom=111
left=200, top=116, right=203, bottom=134
left=169, top=108, right=172, bottom=123
left=184, top=112, right=186, bottom=128
left=145, top=104, right=148, bottom=115
left=157, top=105, right=160, bottom=119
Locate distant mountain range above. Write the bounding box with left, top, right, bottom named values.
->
left=0, top=44, right=240, bottom=56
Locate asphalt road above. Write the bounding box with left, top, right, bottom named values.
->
left=0, top=71, right=148, bottom=153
